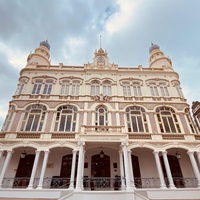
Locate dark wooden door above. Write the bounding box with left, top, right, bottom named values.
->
left=14, top=154, right=35, bottom=187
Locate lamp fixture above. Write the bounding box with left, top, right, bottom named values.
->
left=21, top=148, right=27, bottom=159
left=175, top=150, right=181, bottom=160
left=100, top=150, right=104, bottom=158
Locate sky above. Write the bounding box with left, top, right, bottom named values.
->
left=0, top=0, right=200, bottom=128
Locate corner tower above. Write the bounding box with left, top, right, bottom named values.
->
left=149, top=43, right=173, bottom=71
left=26, top=40, right=51, bottom=67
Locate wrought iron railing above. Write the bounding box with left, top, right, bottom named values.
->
left=83, top=177, right=123, bottom=190
left=133, top=177, right=198, bottom=188
left=1, top=177, right=198, bottom=189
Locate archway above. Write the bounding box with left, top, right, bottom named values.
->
left=160, top=155, right=184, bottom=187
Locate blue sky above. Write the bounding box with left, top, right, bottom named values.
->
left=0, top=0, right=200, bottom=128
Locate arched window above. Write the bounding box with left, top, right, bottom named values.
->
left=122, top=82, right=131, bottom=96
left=2, top=105, right=15, bottom=131
left=15, top=79, right=25, bottom=95
left=126, top=106, right=149, bottom=133
left=185, top=108, right=196, bottom=133
left=149, top=83, right=159, bottom=96
left=20, top=105, right=47, bottom=131
left=91, top=80, right=100, bottom=95
left=61, top=80, right=70, bottom=95
left=72, top=81, right=80, bottom=96
left=103, top=81, right=112, bottom=96
left=54, top=105, right=77, bottom=132
left=133, top=82, right=142, bottom=96
left=159, top=83, right=169, bottom=97
left=95, top=105, right=108, bottom=126
left=156, top=106, right=181, bottom=133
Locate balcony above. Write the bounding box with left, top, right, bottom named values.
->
left=81, top=125, right=124, bottom=134
left=2, top=177, right=198, bottom=190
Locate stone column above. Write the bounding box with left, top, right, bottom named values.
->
left=0, top=151, right=4, bottom=172
left=83, top=102, right=88, bottom=126
left=75, top=141, right=85, bottom=191
left=121, top=142, right=132, bottom=190
left=196, top=151, right=200, bottom=168
left=153, top=151, right=166, bottom=189
left=27, top=150, right=40, bottom=189
left=118, top=150, right=125, bottom=190
left=162, top=151, right=175, bottom=188
left=81, top=150, right=85, bottom=189
left=69, top=150, right=77, bottom=189
left=115, top=103, right=120, bottom=126
left=187, top=151, right=200, bottom=187
left=128, top=150, right=135, bottom=188
left=37, top=150, right=49, bottom=189
left=0, top=150, right=13, bottom=187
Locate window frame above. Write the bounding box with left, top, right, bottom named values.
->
left=20, top=104, right=47, bottom=132
left=156, top=106, right=181, bottom=133
left=54, top=105, right=77, bottom=132
left=126, top=106, right=149, bottom=133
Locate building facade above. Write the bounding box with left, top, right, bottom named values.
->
left=0, top=41, right=200, bottom=200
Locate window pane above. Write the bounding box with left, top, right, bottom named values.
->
left=36, top=84, right=42, bottom=94
left=32, top=84, right=37, bottom=94
left=99, top=115, right=104, bottom=125
left=31, top=115, right=40, bottom=131
left=25, top=115, right=34, bottom=131
left=137, top=116, right=144, bottom=132
left=168, top=117, right=176, bottom=133
left=59, top=115, right=66, bottom=131
left=43, top=84, right=48, bottom=94
left=131, top=116, right=138, bottom=132
left=66, top=115, right=72, bottom=131
left=47, top=84, right=52, bottom=94
left=162, top=117, right=170, bottom=133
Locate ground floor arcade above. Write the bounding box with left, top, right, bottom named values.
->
left=0, top=141, right=200, bottom=191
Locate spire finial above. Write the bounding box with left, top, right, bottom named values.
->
left=100, top=35, right=102, bottom=49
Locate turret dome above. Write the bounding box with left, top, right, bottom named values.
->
left=149, top=43, right=160, bottom=53
left=40, top=40, right=50, bottom=50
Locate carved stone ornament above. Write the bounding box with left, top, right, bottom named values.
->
left=92, top=93, right=111, bottom=102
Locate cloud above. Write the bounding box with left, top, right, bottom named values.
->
left=0, top=41, right=27, bottom=69
left=105, top=0, right=136, bottom=34
left=0, top=0, right=200, bottom=128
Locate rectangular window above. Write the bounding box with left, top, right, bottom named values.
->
left=43, top=83, right=52, bottom=95
left=103, top=86, right=111, bottom=96
left=150, top=86, right=159, bottom=96
left=32, top=83, right=42, bottom=94
left=72, top=84, right=80, bottom=95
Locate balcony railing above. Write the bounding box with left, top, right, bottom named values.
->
left=83, top=177, right=124, bottom=190
left=81, top=125, right=124, bottom=134
left=2, top=177, right=198, bottom=189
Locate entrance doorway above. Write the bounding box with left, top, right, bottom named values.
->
left=14, top=154, right=35, bottom=187
left=160, top=155, right=184, bottom=187
left=90, top=153, right=111, bottom=190
left=91, top=154, right=110, bottom=177
left=51, top=154, right=78, bottom=188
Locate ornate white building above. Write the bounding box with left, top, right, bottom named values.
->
left=0, top=41, right=200, bottom=200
